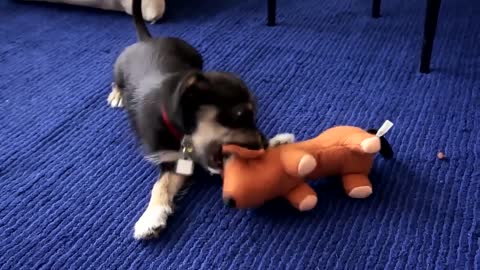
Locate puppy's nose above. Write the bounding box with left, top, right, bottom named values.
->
left=223, top=197, right=236, bottom=208
left=258, top=133, right=269, bottom=149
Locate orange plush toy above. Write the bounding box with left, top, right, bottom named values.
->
left=221, top=122, right=394, bottom=211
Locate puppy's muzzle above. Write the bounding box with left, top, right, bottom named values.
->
left=238, top=131, right=269, bottom=150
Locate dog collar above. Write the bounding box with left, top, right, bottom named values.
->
left=161, top=106, right=183, bottom=141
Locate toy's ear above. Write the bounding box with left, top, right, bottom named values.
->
left=222, top=144, right=265, bottom=159
left=280, top=149, right=317, bottom=178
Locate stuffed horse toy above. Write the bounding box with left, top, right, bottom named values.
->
left=221, top=122, right=394, bottom=211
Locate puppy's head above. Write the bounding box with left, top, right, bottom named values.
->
left=173, top=71, right=266, bottom=172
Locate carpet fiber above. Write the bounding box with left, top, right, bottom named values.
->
left=1, top=0, right=479, bottom=269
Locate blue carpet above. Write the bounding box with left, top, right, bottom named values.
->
left=1, top=0, right=479, bottom=268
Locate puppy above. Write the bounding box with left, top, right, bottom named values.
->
left=108, top=0, right=271, bottom=240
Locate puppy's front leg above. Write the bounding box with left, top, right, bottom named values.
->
left=133, top=171, right=186, bottom=240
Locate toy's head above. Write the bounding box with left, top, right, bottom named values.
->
left=221, top=144, right=307, bottom=209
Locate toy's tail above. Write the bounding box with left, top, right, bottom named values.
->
left=367, top=129, right=394, bottom=160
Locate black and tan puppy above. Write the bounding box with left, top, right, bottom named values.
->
left=107, top=0, right=273, bottom=239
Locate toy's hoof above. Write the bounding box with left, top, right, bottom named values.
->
left=299, top=195, right=318, bottom=211
left=298, top=154, right=317, bottom=177
left=361, top=137, right=381, bottom=153
left=348, top=186, right=372, bottom=198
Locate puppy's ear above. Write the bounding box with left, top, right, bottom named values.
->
left=176, top=71, right=210, bottom=105
left=171, top=71, right=212, bottom=133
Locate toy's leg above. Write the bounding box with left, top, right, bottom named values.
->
left=284, top=183, right=318, bottom=211
left=281, top=150, right=317, bottom=178
left=360, top=137, right=381, bottom=154
left=345, top=134, right=381, bottom=154
left=341, top=174, right=373, bottom=199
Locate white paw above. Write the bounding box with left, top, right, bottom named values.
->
left=133, top=205, right=172, bottom=240
left=142, top=0, right=165, bottom=22
left=107, top=84, right=123, bottom=108
left=269, top=133, right=295, bottom=147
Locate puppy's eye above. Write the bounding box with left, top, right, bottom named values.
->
left=218, top=105, right=256, bottom=128
left=235, top=110, right=243, bottom=117
left=233, top=107, right=253, bottom=121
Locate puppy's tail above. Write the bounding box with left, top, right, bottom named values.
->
left=367, top=129, right=394, bottom=160
left=132, top=0, right=152, bottom=41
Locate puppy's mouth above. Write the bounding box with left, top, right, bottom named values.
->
left=208, top=144, right=224, bottom=170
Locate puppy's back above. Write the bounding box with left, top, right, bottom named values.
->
left=115, top=38, right=202, bottom=87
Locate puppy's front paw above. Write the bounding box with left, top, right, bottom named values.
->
left=269, top=133, right=295, bottom=147
left=133, top=205, right=172, bottom=240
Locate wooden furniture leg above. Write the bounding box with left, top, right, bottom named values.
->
left=372, top=0, right=382, bottom=18
left=419, top=0, right=442, bottom=73
left=267, top=0, right=276, bottom=26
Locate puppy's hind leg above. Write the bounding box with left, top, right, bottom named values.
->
left=133, top=171, right=187, bottom=240
left=107, top=83, right=124, bottom=108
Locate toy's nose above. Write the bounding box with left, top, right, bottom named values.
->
left=223, top=197, right=236, bottom=208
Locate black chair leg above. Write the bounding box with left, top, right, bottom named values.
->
left=419, top=0, right=442, bottom=73
left=267, top=0, right=276, bottom=26
left=372, top=0, right=381, bottom=18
